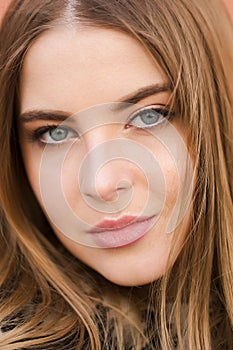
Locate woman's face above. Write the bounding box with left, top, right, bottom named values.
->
left=19, top=26, right=193, bottom=286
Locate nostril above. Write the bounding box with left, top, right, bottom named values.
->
left=116, top=179, right=132, bottom=192
left=79, top=172, right=134, bottom=215
left=94, top=179, right=132, bottom=202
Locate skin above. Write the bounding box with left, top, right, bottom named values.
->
left=19, top=26, right=192, bottom=286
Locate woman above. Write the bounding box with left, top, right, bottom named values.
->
left=0, top=0, right=232, bottom=349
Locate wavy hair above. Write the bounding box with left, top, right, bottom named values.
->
left=0, top=0, right=232, bottom=349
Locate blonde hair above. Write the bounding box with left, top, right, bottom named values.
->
left=0, top=0, right=232, bottom=348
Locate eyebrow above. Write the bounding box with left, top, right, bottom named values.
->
left=118, top=82, right=171, bottom=105
left=19, top=82, right=171, bottom=123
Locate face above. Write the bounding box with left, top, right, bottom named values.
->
left=18, top=26, right=193, bottom=286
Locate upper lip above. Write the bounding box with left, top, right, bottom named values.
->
left=88, top=215, right=154, bottom=233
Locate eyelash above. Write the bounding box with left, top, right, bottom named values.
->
left=28, top=105, right=174, bottom=146
left=28, top=125, right=78, bottom=147
left=127, top=105, right=174, bottom=129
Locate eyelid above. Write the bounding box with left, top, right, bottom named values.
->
left=33, top=124, right=79, bottom=145
left=127, top=104, right=174, bottom=125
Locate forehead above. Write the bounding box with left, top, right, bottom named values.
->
left=20, top=26, right=166, bottom=113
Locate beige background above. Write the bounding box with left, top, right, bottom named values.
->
left=224, top=0, right=233, bottom=18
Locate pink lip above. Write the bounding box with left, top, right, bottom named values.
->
left=87, top=215, right=157, bottom=248
left=90, top=215, right=143, bottom=232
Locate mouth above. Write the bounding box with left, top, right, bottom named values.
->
left=86, top=215, right=157, bottom=248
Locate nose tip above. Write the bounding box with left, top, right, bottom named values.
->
left=95, top=178, right=132, bottom=202
left=78, top=135, right=135, bottom=211
left=81, top=162, right=132, bottom=201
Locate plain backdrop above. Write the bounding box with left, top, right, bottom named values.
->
left=224, top=0, right=233, bottom=18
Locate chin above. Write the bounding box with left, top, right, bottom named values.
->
left=97, top=266, right=165, bottom=287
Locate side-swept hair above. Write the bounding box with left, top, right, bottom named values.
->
left=0, top=0, right=232, bottom=348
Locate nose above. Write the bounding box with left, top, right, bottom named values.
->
left=83, top=159, right=132, bottom=202
left=79, top=128, right=134, bottom=209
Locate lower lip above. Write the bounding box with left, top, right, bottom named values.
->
left=88, top=216, right=157, bottom=248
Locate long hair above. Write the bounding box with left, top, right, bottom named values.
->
left=0, top=0, right=232, bottom=349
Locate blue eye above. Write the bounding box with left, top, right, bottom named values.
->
left=49, top=127, right=69, bottom=141
left=34, top=125, right=78, bottom=144
left=128, top=106, right=173, bottom=129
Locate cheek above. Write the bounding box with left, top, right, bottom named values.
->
left=139, top=128, right=193, bottom=234
left=138, top=135, right=180, bottom=210
left=159, top=156, right=179, bottom=203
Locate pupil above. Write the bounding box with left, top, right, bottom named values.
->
left=141, top=110, right=160, bottom=125
left=50, top=128, right=67, bottom=141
